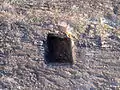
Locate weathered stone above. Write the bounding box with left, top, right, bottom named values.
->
left=0, top=0, right=120, bottom=89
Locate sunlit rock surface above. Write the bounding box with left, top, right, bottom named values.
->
left=0, top=0, right=120, bottom=90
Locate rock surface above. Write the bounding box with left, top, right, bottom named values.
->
left=0, top=0, right=120, bottom=90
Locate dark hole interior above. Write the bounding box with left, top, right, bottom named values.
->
left=46, top=33, right=73, bottom=64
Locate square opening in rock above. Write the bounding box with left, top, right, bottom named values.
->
left=46, top=33, right=73, bottom=64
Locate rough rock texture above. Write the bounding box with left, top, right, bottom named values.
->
left=0, top=0, right=120, bottom=90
